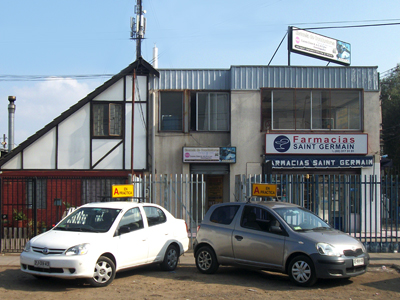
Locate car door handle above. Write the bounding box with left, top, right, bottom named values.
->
left=234, top=235, right=243, bottom=241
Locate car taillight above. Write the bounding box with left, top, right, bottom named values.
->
left=185, top=221, right=189, bottom=233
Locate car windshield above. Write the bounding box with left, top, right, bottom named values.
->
left=54, top=207, right=121, bottom=233
left=273, top=206, right=331, bottom=231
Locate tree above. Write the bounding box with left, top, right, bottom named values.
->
left=381, top=64, right=400, bottom=169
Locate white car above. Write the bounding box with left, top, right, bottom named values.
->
left=20, top=202, right=189, bottom=287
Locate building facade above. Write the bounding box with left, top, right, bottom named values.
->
left=149, top=65, right=380, bottom=212
left=0, top=60, right=380, bottom=230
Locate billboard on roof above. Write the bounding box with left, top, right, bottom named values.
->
left=288, top=26, right=351, bottom=66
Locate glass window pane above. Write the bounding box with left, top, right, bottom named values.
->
left=312, top=90, right=331, bottom=129
left=331, top=90, right=360, bottom=130
left=160, top=92, right=183, bottom=131
left=197, top=93, right=208, bottom=131
left=273, top=90, right=295, bottom=129
left=109, top=104, right=122, bottom=135
left=295, top=90, right=311, bottom=129
left=93, top=104, right=109, bottom=136
left=210, top=94, right=229, bottom=131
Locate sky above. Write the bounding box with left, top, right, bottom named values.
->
left=1, top=0, right=400, bottom=148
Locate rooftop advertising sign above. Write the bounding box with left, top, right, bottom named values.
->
left=265, top=133, right=368, bottom=155
left=289, top=27, right=351, bottom=66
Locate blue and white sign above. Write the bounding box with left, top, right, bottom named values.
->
left=266, top=133, right=368, bottom=155
left=265, top=156, right=374, bottom=169
left=183, top=147, right=236, bottom=163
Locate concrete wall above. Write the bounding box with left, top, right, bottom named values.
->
left=230, top=90, right=263, bottom=200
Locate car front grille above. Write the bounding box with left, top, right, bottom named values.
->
left=343, top=248, right=364, bottom=257
left=32, top=246, right=65, bottom=255
left=26, top=265, right=65, bottom=273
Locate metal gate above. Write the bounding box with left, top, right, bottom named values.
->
left=235, top=174, right=400, bottom=253
left=0, top=174, right=206, bottom=253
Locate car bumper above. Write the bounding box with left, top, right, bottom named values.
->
left=310, top=253, right=370, bottom=279
left=20, top=251, right=96, bottom=279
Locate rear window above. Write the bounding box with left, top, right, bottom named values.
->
left=210, top=205, right=239, bottom=225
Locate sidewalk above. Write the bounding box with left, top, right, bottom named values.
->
left=1, top=251, right=400, bottom=269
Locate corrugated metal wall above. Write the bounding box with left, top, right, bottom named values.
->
left=150, top=66, right=379, bottom=91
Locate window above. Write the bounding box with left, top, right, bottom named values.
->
left=118, top=208, right=144, bottom=233
left=93, top=103, right=122, bottom=137
left=160, top=92, right=183, bottom=131
left=143, top=206, right=166, bottom=226
left=27, top=179, right=47, bottom=209
left=262, top=89, right=361, bottom=131
left=210, top=205, right=239, bottom=225
left=241, top=206, right=283, bottom=234
left=191, top=92, right=229, bottom=131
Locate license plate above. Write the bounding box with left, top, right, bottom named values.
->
left=34, top=260, right=50, bottom=269
left=353, top=257, right=364, bottom=266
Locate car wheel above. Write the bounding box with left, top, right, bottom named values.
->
left=195, top=246, right=219, bottom=274
left=160, top=244, right=179, bottom=271
left=87, top=256, right=116, bottom=287
left=288, top=255, right=317, bottom=287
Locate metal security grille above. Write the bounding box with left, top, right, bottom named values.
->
left=0, top=176, right=126, bottom=252
left=235, top=174, right=400, bottom=253
left=0, top=174, right=206, bottom=253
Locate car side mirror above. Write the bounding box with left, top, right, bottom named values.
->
left=269, top=225, right=283, bottom=234
left=118, top=225, right=131, bottom=235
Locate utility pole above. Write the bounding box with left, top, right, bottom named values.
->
left=130, top=0, right=146, bottom=59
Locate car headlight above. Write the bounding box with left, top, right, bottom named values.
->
left=23, top=241, right=31, bottom=252
left=361, top=243, right=367, bottom=253
left=316, top=243, right=342, bottom=257
left=65, top=243, right=90, bottom=256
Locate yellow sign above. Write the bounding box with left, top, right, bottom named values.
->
left=112, top=184, right=134, bottom=198
left=252, top=184, right=277, bottom=197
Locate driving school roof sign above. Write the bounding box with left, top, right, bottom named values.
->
left=112, top=184, right=134, bottom=198
left=265, top=133, right=368, bottom=155
left=252, top=184, right=277, bottom=197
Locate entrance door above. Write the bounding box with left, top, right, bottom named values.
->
left=207, top=176, right=224, bottom=209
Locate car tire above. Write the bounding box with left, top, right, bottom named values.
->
left=87, top=256, right=116, bottom=287
left=195, top=246, right=219, bottom=274
left=288, top=255, right=317, bottom=287
left=160, top=244, right=179, bottom=271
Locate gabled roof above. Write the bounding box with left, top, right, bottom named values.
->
left=0, top=57, right=159, bottom=167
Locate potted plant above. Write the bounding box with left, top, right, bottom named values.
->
left=13, top=209, right=27, bottom=227
left=40, top=221, right=47, bottom=232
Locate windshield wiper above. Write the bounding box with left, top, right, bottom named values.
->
left=312, top=227, right=331, bottom=230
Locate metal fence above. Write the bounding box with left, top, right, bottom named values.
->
left=235, top=173, right=400, bottom=252
left=0, top=174, right=206, bottom=253
left=2, top=173, right=398, bottom=253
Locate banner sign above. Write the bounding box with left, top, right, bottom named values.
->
left=183, top=147, right=236, bottom=163
left=289, top=27, right=351, bottom=66
left=265, top=133, right=368, bottom=155
left=265, top=155, right=374, bottom=169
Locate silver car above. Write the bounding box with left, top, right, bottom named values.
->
left=193, top=201, right=369, bottom=287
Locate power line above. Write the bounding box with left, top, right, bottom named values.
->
left=292, top=18, right=400, bottom=26
left=300, top=22, right=400, bottom=31
left=0, top=74, right=114, bottom=82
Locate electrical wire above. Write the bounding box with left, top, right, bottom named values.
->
left=0, top=74, right=114, bottom=82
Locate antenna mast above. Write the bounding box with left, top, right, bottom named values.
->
left=130, top=0, right=146, bottom=60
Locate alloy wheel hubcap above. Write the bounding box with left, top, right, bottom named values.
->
left=292, top=261, right=311, bottom=283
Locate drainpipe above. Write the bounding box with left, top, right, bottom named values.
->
left=8, top=96, right=16, bottom=152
